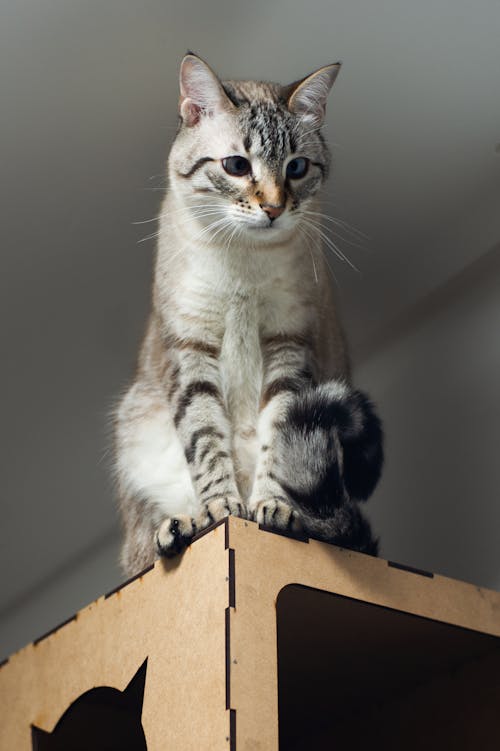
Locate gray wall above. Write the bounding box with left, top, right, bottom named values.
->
left=0, top=532, right=121, bottom=660
left=359, top=245, right=500, bottom=588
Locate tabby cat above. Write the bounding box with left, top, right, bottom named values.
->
left=114, top=53, right=383, bottom=575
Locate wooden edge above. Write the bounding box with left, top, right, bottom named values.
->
left=225, top=522, right=237, bottom=749
left=229, top=709, right=236, bottom=751
left=226, top=515, right=500, bottom=635
left=190, top=516, right=229, bottom=546
left=104, top=562, right=155, bottom=599
left=33, top=614, right=78, bottom=647
left=388, top=559, right=434, bottom=578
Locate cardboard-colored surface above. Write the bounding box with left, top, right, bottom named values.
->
left=0, top=524, right=230, bottom=750
left=227, top=518, right=500, bottom=749
left=1, top=516, right=500, bottom=750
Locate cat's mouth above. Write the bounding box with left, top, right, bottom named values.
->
left=246, top=222, right=283, bottom=236
left=251, top=222, right=274, bottom=230
left=245, top=215, right=287, bottom=231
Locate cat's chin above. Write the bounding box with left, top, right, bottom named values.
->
left=242, top=223, right=295, bottom=245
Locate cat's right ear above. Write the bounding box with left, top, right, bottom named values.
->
left=179, top=53, right=234, bottom=127
left=286, top=63, right=341, bottom=126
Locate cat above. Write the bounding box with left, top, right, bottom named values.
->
left=114, top=52, right=383, bottom=575
left=31, top=660, right=148, bottom=750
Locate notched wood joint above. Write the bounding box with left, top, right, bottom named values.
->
left=228, top=547, right=236, bottom=608
left=104, top=562, right=155, bottom=600
left=388, top=560, right=434, bottom=578
left=33, top=613, right=78, bottom=646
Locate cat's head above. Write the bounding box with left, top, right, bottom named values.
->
left=168, top=52, right=340, bottom=245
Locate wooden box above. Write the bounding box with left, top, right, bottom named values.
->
left=1, top=517, right=499, bottom=750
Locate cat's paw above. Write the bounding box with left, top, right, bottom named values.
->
left=251, top=498, right=302, bottom=532
left=201, top=494, right=247, bottom=524
left=155, top=514, right=196, bottom=558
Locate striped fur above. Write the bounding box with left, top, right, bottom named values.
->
left=114, top=53, right=382, bottom=574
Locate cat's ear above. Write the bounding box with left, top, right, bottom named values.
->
left=179, top=52, right=234, bottom=127
left=31, top=725, right=51, bottom=751
left=286, top=63, right=341, bottom=126
left=123, top=658, right=148, bottom=717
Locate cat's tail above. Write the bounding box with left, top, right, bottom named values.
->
left=273, top=381, right=383, bottom=555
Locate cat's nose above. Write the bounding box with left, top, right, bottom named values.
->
left=260, top=203, right=285, bottom=221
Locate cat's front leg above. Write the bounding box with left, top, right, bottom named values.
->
left=248, top=333, right=316, bottom=532
left=157, top=337, right=246, bottom=556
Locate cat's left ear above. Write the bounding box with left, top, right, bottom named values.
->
left=286, top=63, right=341, bottom=126
left=179, top=52, right=234, bottom=127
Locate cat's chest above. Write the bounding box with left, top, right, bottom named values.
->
left=175, top=263, right=310, bottom=403
left=219, top=280, right=307, bottom=412
left=220, top=289, right=262, bottom=423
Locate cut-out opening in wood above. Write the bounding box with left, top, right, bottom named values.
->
left=31, top=659, right=148, bottom=751
left=277, top=584, right=500, bottom=750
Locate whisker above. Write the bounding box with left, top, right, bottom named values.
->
left=192, top=217, right=229, bottom=242
left=298, top=225, right=338, bottom=287
left=192, top=216, right=236, bottom=245
left=314, top=201, right=369, bottom=240
left=300, top=218, right=359, bottom=273
left=138, top=230, right=161, bottom=243
left=304, top=220, right=356, bottom=268
left=133, top=215, right=164, bottom=225
left=301, top=211, right=366, bottom=248
left=134, top=206, right=226, bottom=230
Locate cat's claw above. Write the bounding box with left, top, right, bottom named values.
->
left=155, top=514, right=196, bottom=558
left=251, top=498, right=302, bottom=532
left=202, top=495, right=248, bottom=524
left=156, top=497, right=247, bottom=558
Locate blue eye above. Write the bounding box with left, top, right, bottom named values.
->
left=286, top=157, right=309, bottom=179
left=222, top=156, right=251, bottom=176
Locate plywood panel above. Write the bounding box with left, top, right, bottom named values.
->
left=0, top=524, right=230, bottom=751
left=226, top=517, right=500, bottom=750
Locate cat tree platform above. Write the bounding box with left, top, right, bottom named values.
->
left=1, top=516, right=500, bottom=750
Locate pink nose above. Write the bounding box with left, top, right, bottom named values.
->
left=260, top=203, right=285, bottom=220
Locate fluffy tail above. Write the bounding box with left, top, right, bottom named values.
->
left=273, top=381, right=383, bottom=554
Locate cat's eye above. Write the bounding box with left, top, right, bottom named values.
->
left=222, top=156, right=251, bottom=177
left=286, top=157, right=309, bottom=179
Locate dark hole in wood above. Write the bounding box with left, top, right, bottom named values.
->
left=31, top=659, right=148, bottom=750
left=277, top=584, right=500, bottom=750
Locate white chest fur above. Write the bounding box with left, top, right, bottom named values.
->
left=219, top=287, right=262, bottom=497
left=220, top=287, right=262, bottom=427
